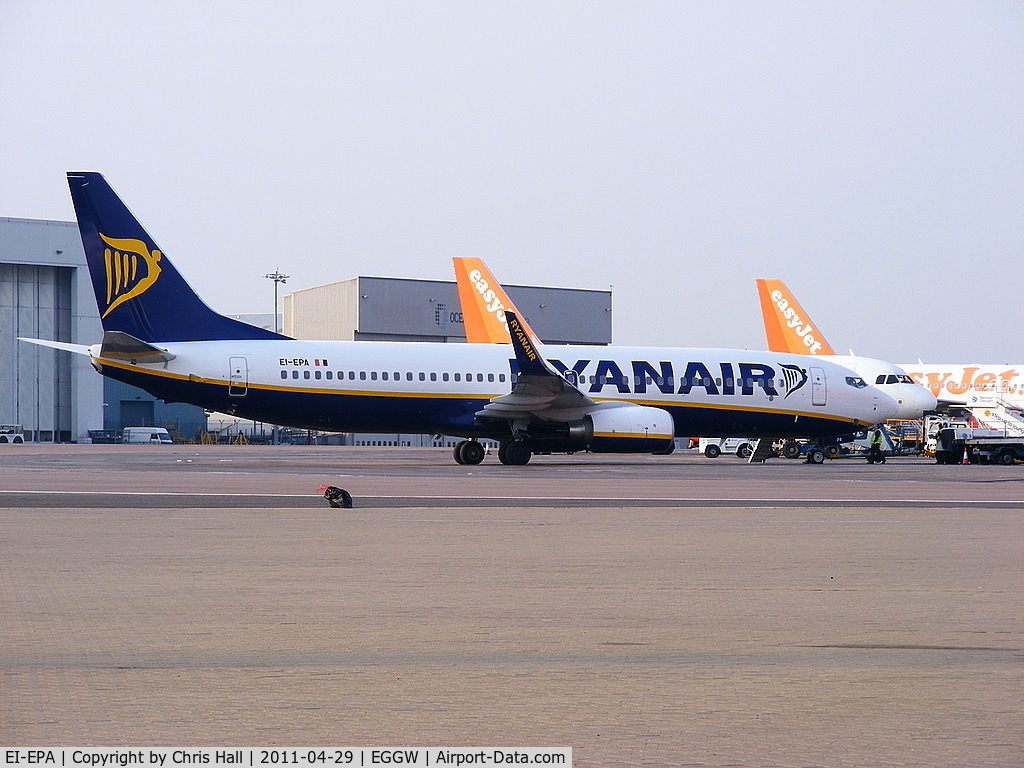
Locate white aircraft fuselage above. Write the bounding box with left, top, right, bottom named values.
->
left=20, top=172, right=898, bottom=465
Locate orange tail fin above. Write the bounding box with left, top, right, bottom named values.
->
left=453, top=257, right=539, bottom=343
left=756, top=278, right=835, bottom=356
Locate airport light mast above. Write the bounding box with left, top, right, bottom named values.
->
left=263, top=268, right=289, bottom=334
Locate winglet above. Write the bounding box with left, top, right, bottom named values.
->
left=756, top=278, right=835, bottom=356
left=505, top=310, right=550, bottom=377
left=453, top=257, right=539, bottom=343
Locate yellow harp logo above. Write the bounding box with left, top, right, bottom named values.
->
left=98, top=233, right=163, bottom=318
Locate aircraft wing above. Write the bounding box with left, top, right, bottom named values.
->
left=476, top=311, right=596, bottom=422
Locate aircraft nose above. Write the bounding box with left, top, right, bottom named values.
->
left=874, top=388, right=900, bottom=422
left=889, top=384, right=939, bottom=419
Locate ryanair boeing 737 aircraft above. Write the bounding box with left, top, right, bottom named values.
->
left=21, top=173, right=897, bottom=465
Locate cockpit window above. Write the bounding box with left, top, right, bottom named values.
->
left=845, top=376, right=868, bottom=389
left=877, top=373, right=913, bottom=385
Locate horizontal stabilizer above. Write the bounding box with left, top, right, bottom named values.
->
left=99, top=331, right=176, bottom=363
left=18, top=337, right=91, bottom=356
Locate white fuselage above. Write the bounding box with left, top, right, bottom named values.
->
left=88, top=337, right=898, bottom=439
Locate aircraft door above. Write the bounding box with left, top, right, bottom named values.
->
left=228, top=356, right=248, bottom=396
left=810, top=366, right=826, bottom=406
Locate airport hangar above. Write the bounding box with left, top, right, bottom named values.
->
left=0, top=216, right=611, bottom=444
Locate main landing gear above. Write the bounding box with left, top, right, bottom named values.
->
left=497, top=440, right=531, bottom=466
left=452, top=439, right=486, bottom=465
left=452, top=439, right=532, bottom=466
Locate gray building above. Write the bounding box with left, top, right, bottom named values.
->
left=283, top=275, right=612, bottom=344
left=0, top=218, right=102, bottom=442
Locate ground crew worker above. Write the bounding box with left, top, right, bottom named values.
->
left=867, top=428, right=886, bottom=464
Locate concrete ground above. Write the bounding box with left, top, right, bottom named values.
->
left=2, top=445, right=1021, bottom=767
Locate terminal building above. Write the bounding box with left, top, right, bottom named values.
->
left=1, top=216, right=611, bottom=444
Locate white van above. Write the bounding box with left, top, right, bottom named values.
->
left=122, top=427, right=173, bottom=444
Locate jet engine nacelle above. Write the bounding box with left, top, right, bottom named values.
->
left=585, top=405, right=675, bottom=454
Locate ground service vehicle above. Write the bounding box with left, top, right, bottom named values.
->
left=122, top=427, right=173, bottom=444
left=0, top=425, right=25, bottom=443
left=933, top=427, right=1024, bottom=465
left=698, top=437, right=754, bottom=458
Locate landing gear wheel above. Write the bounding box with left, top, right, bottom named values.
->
left=454, top=440, right=485, bottom=465
left=806, top=448, right=826, bottom=464
left=498, top=441, right=531, bottom=465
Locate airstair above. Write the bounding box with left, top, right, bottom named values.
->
left=967, top=394, right=1024, bottom=438
left=747, top=437, right=775, bottom=463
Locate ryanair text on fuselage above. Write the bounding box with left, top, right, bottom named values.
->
left=533, top=357, right=807, bottom=398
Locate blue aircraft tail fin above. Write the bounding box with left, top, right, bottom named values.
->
left=67, top=172, right=287, bottom=342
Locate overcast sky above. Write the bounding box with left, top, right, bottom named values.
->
left=2, top=1, right=1021, bottom=362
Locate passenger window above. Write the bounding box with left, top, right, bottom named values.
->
left=454, top=373, right=461, bottom=382
left=314, top=370, right=322, bottom=380
left=488, top=373, right=494, bottom=382
left=371, top=371, right=378, bottom=381
left=291, top=370, right=299, bottom=379
left=382, top=372, right=389, bottom=381
left=359, top=371, right=366, bottom=381
left=280, top=370, right=288, bottom=380
left=303, top=370, right=310, bottom=379
left=430, top=372, right=437, bottom=381
left=419, top=372, right=425, bottom=381
left=442, top=373, right=449, bottom=382
left=326, top=371, right=333, bottom=380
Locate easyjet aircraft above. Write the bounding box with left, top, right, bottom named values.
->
left=756, top=279, right=937, bottom=418
left=21, top=173, right=897, bottom=465
left=899, top=363, right=1024, bottom=409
